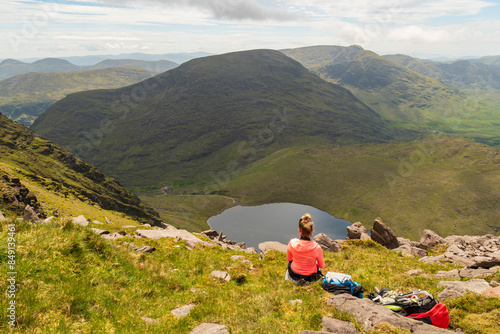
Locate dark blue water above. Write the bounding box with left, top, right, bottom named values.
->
left=207, top=202, right=351, bottom=249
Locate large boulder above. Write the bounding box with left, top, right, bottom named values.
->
left=420, top=230, right=446, bottom=249
left=370, top=218, right=399, bottom=250
left=72, top=215, right=89, bottom=227
left=314, top=233, right=341, bottom=252
left=347, top=222, right=370, bottom=240
left=258, top=241, right=287, bottom=259
left=136, top=228, right=216, bottom=247
left=23, top=205, right=40, bottom=223
left=437, top=279, right=492, bottom=296
left=327, top=294, right=452, bottom=333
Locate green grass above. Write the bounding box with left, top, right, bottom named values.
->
left=1, top=219, right=498, bottom=333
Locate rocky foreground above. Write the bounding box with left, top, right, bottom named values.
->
left=4, top=207, right=500, bottom=333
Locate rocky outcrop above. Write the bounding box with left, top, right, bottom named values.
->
left=327, top=294, right=452, bottom=333
left=420, top=229, right=446, bottom=249
left=1, top=175, right=45, bottom=219
left=211, top=270, right=231, bottom=282
left=347, top=222, right=370, bottom=240
left=200, top=229, right=246, bottom=250
left=393, top=237, right=427, bottom=257
left=136, top=225, right=216, bottom=248
left=437, top=279, right=494, bottom=300
left=314, top=233, right=341, bottom=252
left=370, top=218, right=399, bottom=249
left=23, top=204, right=40, bottom=223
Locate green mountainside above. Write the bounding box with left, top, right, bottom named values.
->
left=0, top=67, right=154, bottom=126
left=0, top=113, right=159, bottom=223
left=284, top=46, right=500, bottom=148
left=32, top=49, right=412, bottom=188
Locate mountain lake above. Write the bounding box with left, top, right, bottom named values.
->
left=207, top=202, right=352, bottom=249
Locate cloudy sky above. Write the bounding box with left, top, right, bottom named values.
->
left=1, top=0, right=500, bottom=61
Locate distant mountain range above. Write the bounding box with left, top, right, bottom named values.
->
left=0, top=67, right=155, bottom=126
left=31, top=49, right=414, bottom=188
left=0, top=57, right=178, bottom=80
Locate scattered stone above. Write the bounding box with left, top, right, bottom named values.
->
left=135, top=246, right=156, bottom=253
left=347, top=222, right=370, bottom=240
left=314, top=233, right=341, bottom=252
left=211, top=270, right=231, bottom=282
left=231, top=255, right=245, bottom=261
left=244, top=247, right=257, bottom=254
left=322, top=316, right=358, bottom=334
left=437, top=279, right=492, bottom=296
left=258, top=241, right=287, bottom=259
left=128, top=242, right=138, bottom=249
left=405, top=269, right=423, bottom=276
left=92, top=220, right=104, bottom=225
left=0, top=211, right=6, bottom=222
left=441, top=235, right=500, bottom=268
left=437, top=285, right=467, bottom=301
left=189, top=323, right=230, bottom=334
left=142, top=223, right=151, bottom=227
left=91, top=228, right=110, bottom=235
left=327, top=294, right=452, bottom=333
left=481, top=286, right=500, bottom=297
left=136, top=229, right=215, bottom=247
left=42, top=216, right=55, bottom=224
left=171, top=304, right=196, bottom=319
left=420, top=229, right=446, bottom=249
left=289, top=299, right=302, bottom=305
left=23, top=205, right=40, bottom=223
left=105, top=217, right=112, bottom=224
left=72, top=215, right=89, bottom=227
left=435, top=269, right=460, bottom=279
left=298, top=331, right=332, bottom=334
left=370, top=218, right=399, bottom=250
left=141, top=317, right=158, bottom=323
left=419, top=254, right=445, bottom=264
left=101, top=232, right=125, bottom=240
left=393, top=244, right=427, bottom=257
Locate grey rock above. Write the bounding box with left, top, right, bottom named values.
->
left=289, top=299, right=302, bottom=305
left=41, top=216, right=55, bottom=224
left=437, top=279, right=492, bottom=295
left=190, top=323, right=230, bottom=334
left=211, top=270, right=231, bottom=282
left=370, top=218, right=399, bottom=249
left=419, top=254, right=446, bottom=264
left=435, top=269, right=460, bottom=278
left=231, top=255, right=245, bottom=261
left=393, top=244, right=427, bottom=257
left=23, top=205, right=40, bottom=223
left=141, top=317, right=158, bottom=323
left=128, top=242, right=138, bottom=249
left=481, top=286, right=500, bottom=297
left=244, top=247, right=257, bottom=254
left=135, top=246, right=156, bottom=253
left=101, top=232, right=125, bottom=240
left=327, top=294, right=452, bottom=333
left=298, top=331, right=332, bottom=334
left=322, top=316, right=358, bottom=334
left=258, top=241, right=287, bottom=259
left=136, top=229, right=215, bottom=247
left=405, top=269, right=423, bottom=276
left=171, top=304, right=196, bottom=318
left=105, top=217, right=112, bottom=224
left=201, top=230, right=220, bottom=239
left=420, top=229, right=446, bottom=249
left=91, top=228, right=110, bottom=235
left=437, top=285, right=467, bottom=301
left=0, top=211, right=6, bottom=222
left=72, top=215, right=89, bottom=227
left=347, top=222, right=369, bottom=240
left=92, top=220, right=104, bottom=225
left=314, top=233, right=341, bottom=252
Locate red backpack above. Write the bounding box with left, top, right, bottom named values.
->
left=406, top=302, right=449, bottom=329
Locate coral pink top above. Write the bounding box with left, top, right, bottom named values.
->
left=287, top=238, right=325, bottom=275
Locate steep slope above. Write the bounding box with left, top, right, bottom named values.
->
left=0, top=113, right=159, bottom=223
left=32, top=49, right=410, bottom=187
left=281, top=45, right=364, bottom=70
left=0, top=67, right=154, bottom=126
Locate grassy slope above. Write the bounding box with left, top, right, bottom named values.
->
left=0, top=67, right=154, bottom=126
left=32, top=49, right=410, bottom=188
left=0, top=114, right=159, bottom=223
left=146, top=136, right=500, bottom=239
left=1, top=219, right=498, bottom=333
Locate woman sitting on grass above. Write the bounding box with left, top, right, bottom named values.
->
left=286, top=213, right=325, bottom=286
